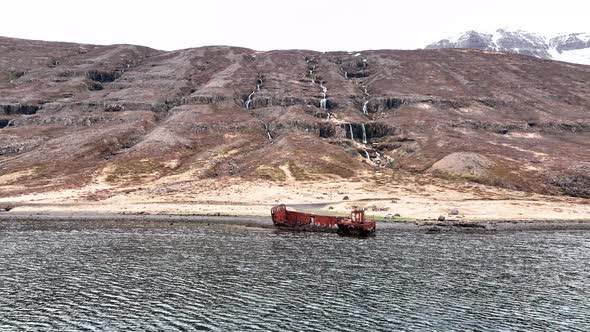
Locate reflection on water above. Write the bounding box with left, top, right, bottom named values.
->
left=1, top=220, right=589, bottom=331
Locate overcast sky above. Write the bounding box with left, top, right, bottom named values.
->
left=2, top=0, right=588, bottom=51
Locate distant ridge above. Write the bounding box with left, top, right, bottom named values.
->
left=426, top=29, right=590, bottom=65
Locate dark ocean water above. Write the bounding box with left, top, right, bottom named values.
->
left=0, top=220, right=589, bottom=331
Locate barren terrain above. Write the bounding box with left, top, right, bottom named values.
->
left=1, top=36, right=589, bottom=221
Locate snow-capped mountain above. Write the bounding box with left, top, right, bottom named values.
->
left=426, top=29, right=590, bottom=65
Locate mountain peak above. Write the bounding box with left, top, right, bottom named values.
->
left=426, top=29, right=590, bottom=65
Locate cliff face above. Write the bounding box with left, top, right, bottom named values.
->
left=1, top=36, right=589, bottom=198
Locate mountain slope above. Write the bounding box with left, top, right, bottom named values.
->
left=1, top=36, right=590, bottom=200
left=426, top=29, right=590, bottom=65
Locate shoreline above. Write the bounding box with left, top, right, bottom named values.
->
left=2, top=211, right=590, bottom=232
left=2, top=176, right=589, bottom=225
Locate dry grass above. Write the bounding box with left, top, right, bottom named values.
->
left=254, top=165, right=286, bottom=182
left=105, top=159, right=161, bottom=183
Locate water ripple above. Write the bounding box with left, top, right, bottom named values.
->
left=1, top=221, right=589, bottom=331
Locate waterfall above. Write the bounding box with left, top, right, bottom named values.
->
left=364, top=150, right=370, bottom=160
left=344, top=71, right=348, bottom=79
left=319, top=82, right=328, bottom=109
left=245, top=90, right=256, bottom=109
left=245, top=77, right=263, bottom=109
left=349, top=124, right=354, bottom=141
left=361, top=124, right=368, bottom=144
left=362, top=101, right=369, bottom=115
left=264, top=123, right=273, bottom=141
left=326, top=113, right=331, bottom=120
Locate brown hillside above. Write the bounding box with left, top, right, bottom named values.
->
left=1, top=36, right=589, bottom=199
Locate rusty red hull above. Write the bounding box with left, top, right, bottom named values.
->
left=271, top=205, right=376, bottom=237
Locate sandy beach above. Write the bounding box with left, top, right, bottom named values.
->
left=1, top=170, right=589, bottom=231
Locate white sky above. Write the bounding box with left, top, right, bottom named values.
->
left=2, top=0, right=588, bottom=51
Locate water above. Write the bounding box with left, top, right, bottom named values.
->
left=362, top=123, right=368, bottom=144
left=320, top=83, right=327, bottom=97
left=349, top=123, right=354, bottom=141
left=319, top=82, right=328, bottom=110
left=244, top=90, right=255, bottom=109
left=362, top=100, right=369, bottom=115
left=1, top=220, right=590, bottom=331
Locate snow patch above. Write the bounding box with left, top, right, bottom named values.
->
left=429, top=28, right=590, bottom=65
left=549, top=47, right=590, bottom=65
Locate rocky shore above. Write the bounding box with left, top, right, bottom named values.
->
left=2, top=210, right=590, bottom=233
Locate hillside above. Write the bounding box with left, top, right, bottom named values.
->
left=1, top=36, right=589, bottom=218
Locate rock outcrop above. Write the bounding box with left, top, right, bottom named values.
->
left=429, top=152, right=494, bottom=178
left=551, top=164, right=590, bottom=198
